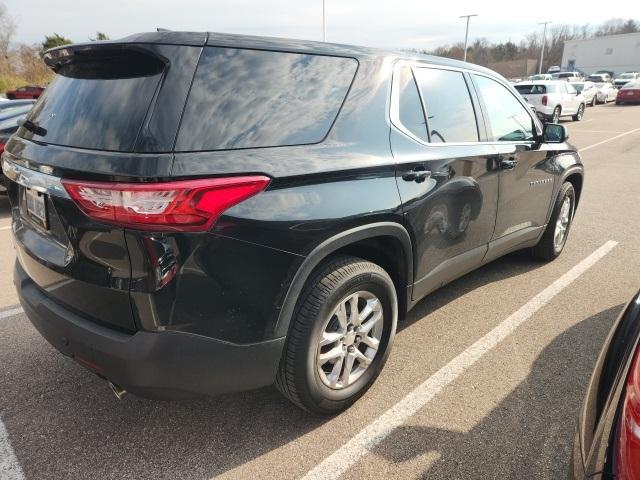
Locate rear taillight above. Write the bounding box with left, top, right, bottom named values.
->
left=541, top=95, right=548, bottom=106
left=62, top=176, right=270, bottom=232
left=615, top=344, right=640, bottom=480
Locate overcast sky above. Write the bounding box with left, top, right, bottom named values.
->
left=5, top=0, right=640, bottom=50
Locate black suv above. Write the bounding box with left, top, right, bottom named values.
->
left=2, top=32, right=583, bottom=413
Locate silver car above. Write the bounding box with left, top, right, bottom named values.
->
left=594, top=82, right=618, bottom=103
left=614, top=72, right=640, bottom=89
left=572, top=81, right=598, bottom=107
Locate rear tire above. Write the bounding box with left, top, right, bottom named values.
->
left=572, top=104, right=585, bottom=121
left=591, top=95, right=596, bottom=107
left=532, top=182, right=576, bottom=261
left=275, top=256, right=397, bottom=414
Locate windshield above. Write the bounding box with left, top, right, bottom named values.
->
left=529, top=75, right=547, bottom=80
left=573, top=83, right=585, bottom=92
left=619, top=73, right=635, bottom=79
left=622, top=81, right=640, bottom=89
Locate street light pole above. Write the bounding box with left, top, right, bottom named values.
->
left=538, top=21, right=552, bottom=74
left=322, top=0, right=326, bottom=42
left=459, top=14, right=478, bottom=62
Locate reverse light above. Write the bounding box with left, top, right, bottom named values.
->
left=615, top=344, right=640, bottom=480
left=62, top=176, right=270, bottom=232
left=541, top=95, right=548, bottom=106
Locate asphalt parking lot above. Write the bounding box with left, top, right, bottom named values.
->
left=1, top=102, right=639, bottom=480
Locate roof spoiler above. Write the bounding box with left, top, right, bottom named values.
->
left=43, top=43, right=169, bottom=72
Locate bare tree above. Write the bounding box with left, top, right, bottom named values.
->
left=0, top=2, right=16, bottom=59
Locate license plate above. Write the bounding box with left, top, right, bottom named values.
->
left=25, top=188, right=48, bottom=229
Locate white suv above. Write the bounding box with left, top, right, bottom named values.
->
left=514, top=81, right=586, bottom=123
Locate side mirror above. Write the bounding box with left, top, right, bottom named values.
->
left=542, top=123, right=568, bottom=143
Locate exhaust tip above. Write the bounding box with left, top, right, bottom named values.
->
left=108, top=381, right=128, bottom=400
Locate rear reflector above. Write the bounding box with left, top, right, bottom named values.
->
left=62, top=176, right=270, bottom=232
left=615, top=344, right=640, bottom=480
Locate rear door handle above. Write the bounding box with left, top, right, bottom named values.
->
left=402, top=169, right=432, bottom=183
left=500, top=157, right=518, bottom=170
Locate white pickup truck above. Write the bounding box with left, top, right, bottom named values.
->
left=514, top=81, right=586, bottom=123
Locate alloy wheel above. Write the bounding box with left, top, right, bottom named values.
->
left=316, top=291, right=384, bottom=389
left=553, top=196, right=573, bottom=251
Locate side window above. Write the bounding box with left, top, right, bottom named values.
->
left=473, top=75, right=535, bottom=142
left=396, top=67, right=428, bottom=143
left=566, top=83, right=577, bottom=94
left=413, top=68, right=479, bottom=143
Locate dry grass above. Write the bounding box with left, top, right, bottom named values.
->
left=0, top=45, right=54, bottom=94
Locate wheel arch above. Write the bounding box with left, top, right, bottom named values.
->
left=273, top=222, right=413, bottom=338
left=563, top=168, right=584, bottom=206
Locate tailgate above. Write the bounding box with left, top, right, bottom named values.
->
left=3, top=42, right=202, bottom=332
left=4, top=156, right=136, bottom=331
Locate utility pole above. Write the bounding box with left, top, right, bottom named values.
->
left=322, top=0, right=326, bottom=42
left=538, top=21, right=552, bottom=74
left=459, top=14, right=478, bottom=62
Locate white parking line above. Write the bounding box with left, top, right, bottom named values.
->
left=579, top=126, right=640, bottom=153
left=0, top=307, right=23, bottom=320
left=302, top=240, right=618, bottom=480
left=0, top=304, right=25, bottom=479
left=0, top=419, right=24, bottom=480
left=571, top=130, right=626, bottom=134
left=0, top=225, right=11, bottom=231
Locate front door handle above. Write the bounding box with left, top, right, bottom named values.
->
left=402, top=169, right=432, bottom=183
left=500, top=157, right=518, bottom=170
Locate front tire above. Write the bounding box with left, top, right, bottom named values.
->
left=591, top=95, right=596, bottom=107
left=275, top=256, right=397, bottom=414
left=551, top=106, right=561, bottom=123
left=532, top=182, right=576, bottom=261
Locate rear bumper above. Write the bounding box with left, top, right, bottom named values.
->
left=15, top=262, right=286, bottom=399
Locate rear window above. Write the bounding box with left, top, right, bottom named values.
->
left=20, top=48, right=165, bottom=152
left=413, top=67, right=479, bottom=143
left=175, top=47, right=357, bottom=151
left=514, top=84, right=547, bottom=95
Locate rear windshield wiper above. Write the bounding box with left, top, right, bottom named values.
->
left=17, top=119, right=47, bottom=137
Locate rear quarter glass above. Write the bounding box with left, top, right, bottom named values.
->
left=175, top=47, right=358, bottom=151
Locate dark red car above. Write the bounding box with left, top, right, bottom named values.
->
left=5, top=85, right=44, bottom=100
left=616, top=80, right=640, bottom=105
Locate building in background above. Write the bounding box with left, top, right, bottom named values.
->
left=561, top=32, right=640, bottom=75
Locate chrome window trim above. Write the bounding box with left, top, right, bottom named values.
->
left=390, top=60, right=543, bottom=148
left=2, top=155, right=70, bottom=199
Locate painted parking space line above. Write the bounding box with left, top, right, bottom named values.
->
left=0, top=307, right=23, bottom=321
left=0, top=305, right=25, bottom=480
left=568, top=130, right=626, bottom=134
left=579, top=127, right=640, bottom=153
left=0, top=225, right=11, bottom=231
left=302, top=240, right=618, bottom=480
left=0, top=420, right=24, bottom=480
